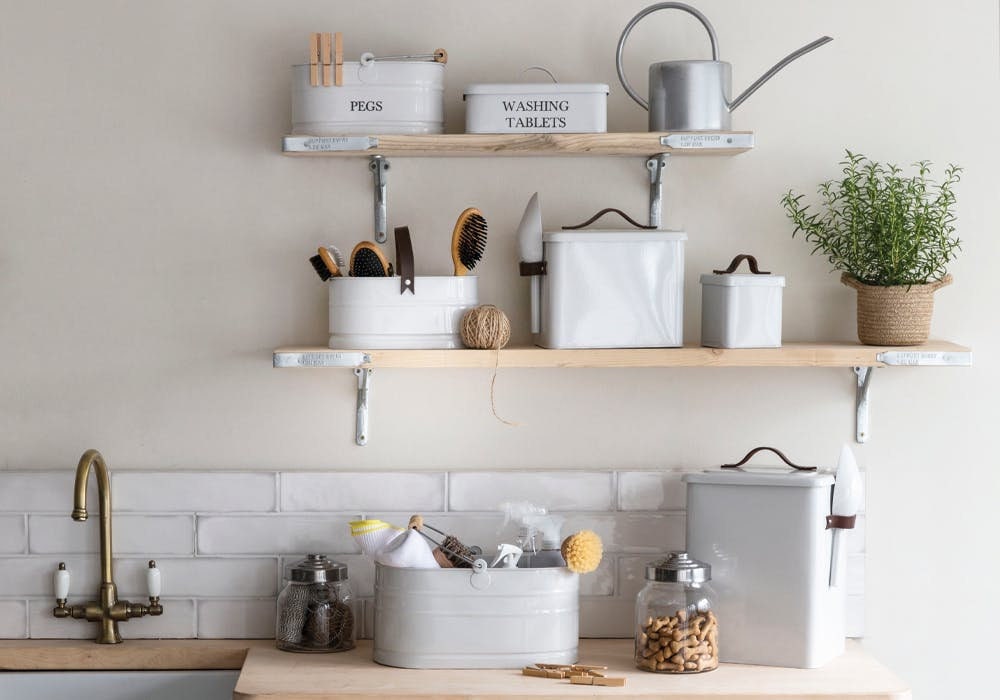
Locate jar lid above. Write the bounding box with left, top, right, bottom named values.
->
left=287, top=554, right=348, bottom=583
left=646, top=551, right=711, bottom=583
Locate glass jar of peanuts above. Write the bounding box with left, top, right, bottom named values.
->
left=276, top=554, right=355, bottom=653
left=635, top=551, right=718, bottom=673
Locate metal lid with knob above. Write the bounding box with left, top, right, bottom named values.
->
left=286, top=554, right=348, bottom=583
left=646, top=551, right=711, bottom=583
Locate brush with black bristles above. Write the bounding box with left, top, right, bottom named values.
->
left=308, top=245, right=346, bottom=281
left=349, top=241, right=390, bottom=277
left=451, top=207, right=488, bottom=276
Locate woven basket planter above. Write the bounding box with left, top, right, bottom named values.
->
left=841, top=273, right=952, bottom=346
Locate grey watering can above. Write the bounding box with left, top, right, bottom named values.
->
left=615, top=2, right=832, bottom=131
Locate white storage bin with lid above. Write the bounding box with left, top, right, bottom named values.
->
left=373, top=563, right=579, bottom=669
left=292, top=53, right=445, bottom=135
left=464, top=73, right=608, bottom=133
left=682, top=447, right=849, bottom=669
left=700, top=254, right=785, bottom=348
left=530, top=208, right=685, bottom=349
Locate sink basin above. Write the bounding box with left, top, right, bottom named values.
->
left=0, top=670, right=240, bottom=700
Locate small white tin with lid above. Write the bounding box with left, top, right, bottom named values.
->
left=700, top=254, right=785, bottom=348
left=464, top=74, right=608, bottom=133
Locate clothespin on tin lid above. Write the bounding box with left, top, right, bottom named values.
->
left=309, top=33, right=320, bottom=86
left=334, top=32, right=343, bottom=86
left=321, top=33, right=332, bottom=86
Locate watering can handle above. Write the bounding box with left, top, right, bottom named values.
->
left=615, top=2, right=720, bottom=111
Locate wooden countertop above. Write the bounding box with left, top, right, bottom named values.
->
left=0, top=639, right=910, bottom=700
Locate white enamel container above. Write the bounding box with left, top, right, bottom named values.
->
left=328, top=277, right=477, bottom=349
left=534, top=230, right=686, bottom=348
left=292, top=61, right=444, bottom=135
left=464, top=83, right=608, bottom=133
left=700, top=270, right=785, bottom=348
left=373, top=564, right=579, bottom=669
left=683, top=468, right=846, bottom=668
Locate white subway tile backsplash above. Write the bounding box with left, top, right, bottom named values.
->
left=0, top=515, right=26, bottom=553
left=580, top=597, right=633, bottom=638
left=28, top=515, right=194, bottom=555
left=0, top=600, right=27, bottom=638
left=0, top=472, right=97, bottom=513
left=28, top=598, right=196, bottom=639
left=0, top=556, right=98, bottom=597
left=198, top=599, right=275, bottom=638
left=563, top=513, right=685, bottom=553
left=281, top=472, right=445, bottom=512
left=198, top=515, right=356, bottom=555
left=449, top=472, right=614, bottom=512
left=113, top=472, right=276, bottom=513
left=0, top=468, right=864, bottom=641
left=115, top=558, right=279, bottom=598
left=618, top=471, right=688, bottom=511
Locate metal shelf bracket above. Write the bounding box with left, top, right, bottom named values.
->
left=369, top=155, right=390, bottom=243
left=354, top=368, right=373, bottom=446
left=854, top=366, right=874, bottom=443
left=646, top=154, right=670, bottom=227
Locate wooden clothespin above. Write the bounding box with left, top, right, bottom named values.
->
left=334, top=31, right=343, bottom=86
left=321, top=32, right=332, bottom=86
left=309, top=33, right=320, bottom=87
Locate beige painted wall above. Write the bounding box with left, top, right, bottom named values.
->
left=1, top=0, right=998, bottom=696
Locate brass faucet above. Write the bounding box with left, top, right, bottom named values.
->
left=52, top=449, right=163, bottom=643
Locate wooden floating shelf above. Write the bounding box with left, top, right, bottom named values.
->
left=273, top=341, right=971, bottom=370
left=281, top=131, right=755, bottom=157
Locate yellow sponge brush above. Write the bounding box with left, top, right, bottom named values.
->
left=561, top=530, right=603, bottom=573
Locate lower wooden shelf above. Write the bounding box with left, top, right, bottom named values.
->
left=273, top=340, right=971, bottom=369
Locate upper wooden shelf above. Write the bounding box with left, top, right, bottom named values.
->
left=273, top=341, right=971, bottom=369
left=281, top=131, right=755, bottom=157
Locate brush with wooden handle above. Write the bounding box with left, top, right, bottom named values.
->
left=451, top=208, right=488, bottom=276
left=349, top=241, right=390, bottom=277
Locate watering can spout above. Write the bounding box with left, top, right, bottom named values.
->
left=728, top=35, right=833, bottom=112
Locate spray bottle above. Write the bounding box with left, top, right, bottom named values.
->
left=498, top=501, right=566, bottom=568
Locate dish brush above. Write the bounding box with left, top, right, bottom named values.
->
left=450, top=207, right=488, bottom=276
left=408, top=514, right=480, bottom=568
left=350, top=241, right=390, bottom=277
left=309, top=245, right=346, bottom=281
left=561, top=530, right=603, bottom=573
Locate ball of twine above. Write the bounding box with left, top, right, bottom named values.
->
left=460, top=305, right=510, bottom=350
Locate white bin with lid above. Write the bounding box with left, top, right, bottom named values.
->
left=464, top=80, right=608, bottom=133
left=700, top=254, right=784, bottom=348
left=532, top=208, right=685, bottom=349
left=683, top=447, right=848, bottom=668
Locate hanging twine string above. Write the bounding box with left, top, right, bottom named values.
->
left=459, top=305, right=519, bottom=426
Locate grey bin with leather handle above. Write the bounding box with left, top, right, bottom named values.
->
left=615, top=2, right=832, bottom=132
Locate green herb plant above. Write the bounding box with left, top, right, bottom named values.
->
left=781, top=151, right=961, bottom=286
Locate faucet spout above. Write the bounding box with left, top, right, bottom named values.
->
left=74, top=449, right=114, bottom=586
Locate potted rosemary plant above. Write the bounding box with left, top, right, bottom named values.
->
left=781, top=151, right=961, bottom=345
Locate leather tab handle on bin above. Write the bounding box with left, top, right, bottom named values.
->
left=519, top=260, right=547, bottom=276
left=721, top=446, right=817, bottom=471
left=714, top=254, right=771, bottom=275
left=826, top=514, right=857, bottom=530
left=395, top=226, right=415, bottom=295
left=562, top=207, right=656, bottom=230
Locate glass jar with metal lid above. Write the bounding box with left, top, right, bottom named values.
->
left=635, top=551, right=718, bottom=673
left=276, top=554, right=354, bottom=653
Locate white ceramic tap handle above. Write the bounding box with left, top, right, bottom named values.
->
left=146, top=560, right=161, bottom=598
left=54, top=563, right=70, bottom=599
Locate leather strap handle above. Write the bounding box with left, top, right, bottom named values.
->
left=826, top=514, right=857, bottom=530
left=714, top=254, right=770, bottom=275
left=721, top=446, right=816, bottom=471
left=562, top=207, right=656, bottom=231
left=519, top=260, right=547, bottom=276
left=394, top=226, right=415, bottom=295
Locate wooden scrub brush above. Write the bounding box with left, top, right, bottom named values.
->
left=408, top=514, right=479, bottom=568
left=561, top=530, right=603, bottom=573
left=350, top=241, right=390, bottom=277
left=451, top=207, right=488, bottom=276
left=309, top=245, right=345, bottom=281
